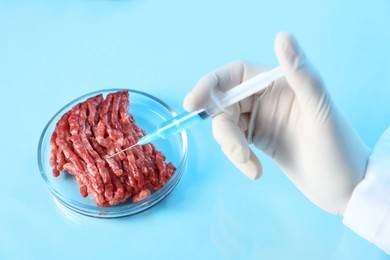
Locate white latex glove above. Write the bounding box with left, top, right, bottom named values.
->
left=183, top=32, right=371, bottom=215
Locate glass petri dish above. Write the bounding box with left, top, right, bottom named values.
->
left=37, top=89, right=187, bottom=218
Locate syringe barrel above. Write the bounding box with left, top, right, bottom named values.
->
left=205, top=66, right=283, bottom=115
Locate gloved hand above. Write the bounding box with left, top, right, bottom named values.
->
left=183, top=32, right=371, bottom=215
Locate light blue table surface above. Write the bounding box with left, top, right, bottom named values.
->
left=1, top=0, right=389, bottom=259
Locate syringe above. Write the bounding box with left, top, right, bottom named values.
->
left=108, top=66, right=284, bottom=158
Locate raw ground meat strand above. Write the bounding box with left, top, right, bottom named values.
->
left=98, top=94, right=124, bottom=176
left=55, top=112, right=85, bottom=174
left=156, top=152, right=167, bottom=185
left=119, top=90, right=164, bottom=193
left=112, top=109, right=129, bottom=160
left=68, top=104, right=105, bottom=195
left=107, top=92, right=135, bottom=203
left=125, top=146, right=146, bottom=192
left=120, top=159, right=135, bottom=197
left=118, top=91, right=137, bottom=145
left=110, top=91, right=122, bottom=131
left=106, top=93, right=126, bottom=155
left=109, top=93, right=126, bottom=149
left=85, top=98, right=115, bottom=200
left=109, top=174, right=126, bottom=206
left=55, top=148, right=66, bottom=176
left=88, top=136, right=121, bottom=203
left=156, top=152, right=175, bottom=187
left=132, top=189, right=151, bottom=203
left=98, top=92, right=127, bottom=203
left=80, top=102, right=115, bottom=201
left=63, top=163, right=88, bottom=198
left=63, top=109, right=107, bottom=206
left=88, top=95, right=107, bottom=154
left=110, top=93, right=137, bottom=200
left=64, top=163, right=106, bottom=206
left=124, top=147, right=139, bottom=191
left=105, top=153, right=124, bottom=178
left=50, top=90, right=177, bottom=206
left=55, top=113, right=106, bottom=206
left=88, top=96, right=110, bottom=162
left=166, top=163, right=176, bottom=184
left=51, top=111, right=72, bottom=176
left=53, top=104, right=96, bottom=203
left=86, top=95, right=127, bottom=202
left=50, top=129, right=59, bottom=177
left=133, top=148, right=147, bottom=191
left=117, top=95, right=141, bottom=192
left=87, top=94, right=103, bottom=127
left=95, top=102, right=110, bottom=148
left=100, top=93, right=115, bottom=145
left=118, top=92, right=147, bottom=193
left=118, top=93, right=142, bottom=190
left=140, top=144, right=159, bottom=188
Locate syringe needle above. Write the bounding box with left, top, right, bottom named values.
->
left=106, top=143, right=139, bottom=159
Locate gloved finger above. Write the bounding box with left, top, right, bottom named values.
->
left=228, top=149, right=263, bottom=180
left=183, top=60, right=259, bottom=112
left=212, top=111, right=262, bottom=179
left=274, top=32, right=327, bottom=106
left=183, top=73, right=219, bottom=112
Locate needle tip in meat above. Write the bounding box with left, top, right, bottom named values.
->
left=106, top=143, right=138, bottom=159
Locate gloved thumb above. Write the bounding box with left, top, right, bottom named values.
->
left=274, top=32, right=326, bottom=106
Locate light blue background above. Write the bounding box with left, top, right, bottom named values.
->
left=1, top=0, right=389, bottom=259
